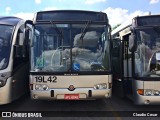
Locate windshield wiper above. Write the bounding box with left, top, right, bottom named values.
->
left=153, top=26, right=160, bottom=34
left=79, top=21, right=91, bottom=45
left=50, top=21, right=63, bottom=40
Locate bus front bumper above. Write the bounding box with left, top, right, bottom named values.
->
left=135, top=94, right=160, bottom=105
left=0, top=78, right=12, bottom=105
left=133, top=80, right=160, bottom=105
left=30, top=88, right=112, bottom=100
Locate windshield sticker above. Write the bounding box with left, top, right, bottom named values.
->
left=156, top=53, right=160, bottom=60
left=73, top=63, right=80, bottom=71
left=36, top=56, right=45, bottom=68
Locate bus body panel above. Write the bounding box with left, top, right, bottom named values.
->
left=0, top=63, right=29, bottom=105
left=11, top=62, right=29, bottom=101
left=143, top=81, right=160, bottom=90
left=0, top=77, right=12, bottom=105
left=30, top=75, right=112, bottom=88
left=31, top=88, right=111, bottom=100
left=30, top=75, right=112, bottom=100
left=133, top=80, right=160, bottom=105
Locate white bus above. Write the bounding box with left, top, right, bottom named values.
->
left=28, top=10, right=112, bottom=100
left=112, top=15, right=160, bottom=105
left=0, top=17, right=31, bottom=105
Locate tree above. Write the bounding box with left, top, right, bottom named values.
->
left=112, top=24, right=121, bottom=31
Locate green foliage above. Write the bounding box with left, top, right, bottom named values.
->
left=112, top=24, right=121, bottom=31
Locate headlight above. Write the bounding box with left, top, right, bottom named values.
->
left=154, top=90, right=160, bottom=96
left=42, top=84, right=48, bottom=90
left=35, top=84, right=49, bottom=90
left=138, top=89, right=160, bottom=96
left=35, top=84, right=41, bottom=90
left=0, top=80, right=5, bottom=87
left=145, top=90, right=152, bottom=96
left=94, top=83, right=107, bottom=90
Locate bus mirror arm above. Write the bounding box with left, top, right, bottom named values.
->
left=129, top=33, right=137, bottom=52
left=25, top=28, right=30, bottom=41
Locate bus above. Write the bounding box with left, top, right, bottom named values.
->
left=0, top=17, right=31, bottom=105
left=112, top=15, right=160, bottom=105
left=28, top=10, right=112, bottom=100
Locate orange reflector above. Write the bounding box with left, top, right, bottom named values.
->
left=137, top=89, right=144, bottom=95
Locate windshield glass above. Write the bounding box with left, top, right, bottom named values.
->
left=31, top=23, right=111, bottom=72
left=0, top=25, right=13, bottom=70
left=135, top=27, right=160, bottom=77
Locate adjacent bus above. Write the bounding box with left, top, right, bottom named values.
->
left=0, top=17, right=30, bottom=105
left=28, top=10, right=112, bottom=100
left=112, top=15, right=160, bottom=105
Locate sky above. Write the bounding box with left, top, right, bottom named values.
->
left=0, top=0, right=160, bottom=27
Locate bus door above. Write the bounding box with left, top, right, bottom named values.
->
left=122, top=35, right=134, bottom=98
left=112, top=38, right=124, bottom=97
left=12, top=20, right=33, bottom=99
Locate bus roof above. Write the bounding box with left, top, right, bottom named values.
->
left=0, top=16, right=22, bottom=26
left=111, top=19, right=132, bottom=37
left=37, top=10, right=106, bottom=15
left=34, top=10, right=108, bottom=23
left=112, top=14, right=160, bottom=37
left=134, top=14, right=160, bottom=26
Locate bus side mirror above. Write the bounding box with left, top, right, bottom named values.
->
left=18, top=33, right=24, bottom=46
left=24, top=20, right=33, bottom=46
left=14, top=32, right=25, bottom=58
left=129, top=34, right=136, bottom=52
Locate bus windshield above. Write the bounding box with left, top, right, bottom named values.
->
left=135, top=26, right=160, bottom=77
left=0, top=25, right=13, bottom=70
left=31, top=23, right=111, bottom=73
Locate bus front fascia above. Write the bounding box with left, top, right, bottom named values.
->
left=29, top=20, right=112, bottom=100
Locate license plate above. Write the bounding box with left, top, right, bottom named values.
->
left=64, top=94, right=79, bottom=100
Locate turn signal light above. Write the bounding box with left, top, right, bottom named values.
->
left=137, top=89, right=144, bottom=95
